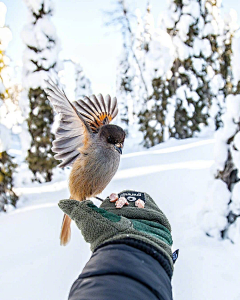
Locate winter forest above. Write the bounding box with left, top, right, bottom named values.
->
left=1, top=0, right=240, bottom=299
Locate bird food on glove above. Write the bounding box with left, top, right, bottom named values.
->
left=109, top=193, right=119, bottom=202
left=135, top=199, right=145, bottom=208
left=109, top=192, right=145, bottom=209
left=115, top=197, right=129, bottom=208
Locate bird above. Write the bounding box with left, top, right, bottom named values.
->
left=44, top=79, right=126, bottom=246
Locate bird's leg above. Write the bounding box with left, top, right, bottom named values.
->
left=95, top=196, right=104, bottom=202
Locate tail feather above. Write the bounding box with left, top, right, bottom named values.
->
left=60, top=214, right=72, bottom=246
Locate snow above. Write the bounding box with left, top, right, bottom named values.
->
left=193, top=38, right=202, bottom=56
left=224, top=9, right=239, bottom=32
left=182, top=1, right=200, bottom=19
left=162, top=11, right=175, bottom=29
left=0, top=123, right=10, bottom=152
left=74, top=62, right=92, bottom=99
left=173, top=35, right=190, bottom=60
left=146, top=29, right=175, bottom=77
left=0, top=2, right=7, bottom=27
left=0, top=2, right=12, bottom=51
left=177, top=14, right=195, bottom=41
left=232, top=144, right=240, bottom=173
left=227, top=218, right=240, bottom=244
left=19, top=121, right=32, bottom=160
left=206, top=179, right=231, bottom=215
left=213, top=136, right=228, bottom=170
left=233, top=131, right=240, bottom=150
left=21, top=0, right=61, bottom=91
left=204, top=93, right=240, bottom=242
left=0, top=26, right=12, bottom=51
left=0, top=1, right=12, bottom=105
left=24, top=0, right=54, bottom=15
left=1, top=137, right=240, bottom=300
left=225, top=94, right=240, bottom=122
left=143, top=2, right=154, bottom=43
left=232, top=35, right=240, bottom=84
left=231, top=182, right=240, bottom=214
left=201, top=38, right=212, bottom=58
left=210, top=74, right=225, bottom=95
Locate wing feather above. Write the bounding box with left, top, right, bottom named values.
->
left=110, top=97, right=118, bottom=117
left=58, top=154, right=79, bottom=168
left=75, top=99, right=98, bottom=120
left=45, top=79, right=92, bottom=168
left=73, top=93, right=119, bottom=132
left=97, top=94, right=106, bottom=113
left=89, top=95, right=102, bottom=114
left=52, top=136, right=78, bottom=149
left=54, top=149, right=79, bottom=160
left=105, top=95, right=111, bottom=115
left=52, top=143, right=78, bottom=155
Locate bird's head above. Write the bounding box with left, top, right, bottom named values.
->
left=98, top=125, right=126, bottom=154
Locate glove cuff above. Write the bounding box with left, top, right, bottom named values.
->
left=97, top=227, right=173, bottom=271
left=95, top=238, right=173, bottom=279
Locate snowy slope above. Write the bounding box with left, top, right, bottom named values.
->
left=1, top=137, right=240, bottom=300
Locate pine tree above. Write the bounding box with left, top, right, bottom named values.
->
left=166, top=0, right=209, bottom=139
left=133, top=5, right=154, bottom=120
left=140, top=0, right=224, bottom=147
left=139, top=72, right=173, bottom=147
left=0, top=2, right=11, bottom=102
left=75, top=63, right=92, bottom=99
left=0, top=2, right=18, bottom=211
left=21, top=0, right=61, bottom=182
left=116, top=45, right=133, bottom=133
left=0, top=146, right=18, bottom=211
left=203, top=12, right=240, bottom=242
left=201, top=0, right=225, bottom=129
left=109, top=0, right=151, bottom=139
left=142, top=1, right=154, bottom=53
left=114, top=1, right=156, bottom=143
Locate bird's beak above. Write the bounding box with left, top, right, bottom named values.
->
left=114, top=143, right=123, bottom=155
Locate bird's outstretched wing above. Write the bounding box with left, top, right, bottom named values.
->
left=73, top=94, right=118, bottom=132
left=45, top=79, right=92, bottom=168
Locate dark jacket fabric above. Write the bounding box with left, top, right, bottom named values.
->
left=68, top=241, right=173, bottom=300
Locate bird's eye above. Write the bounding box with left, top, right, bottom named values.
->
left=107, top=136, right=113, bottom=144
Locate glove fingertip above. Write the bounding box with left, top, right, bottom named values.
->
left=58, top=199, right=80, bottom=216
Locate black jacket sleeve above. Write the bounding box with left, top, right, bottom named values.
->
left=68, top=242, right=173, bottom=300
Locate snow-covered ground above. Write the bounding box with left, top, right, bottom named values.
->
left=1, top=137, right=240, bottom=300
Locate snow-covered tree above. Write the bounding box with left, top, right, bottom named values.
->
left=75, top=63, right=92, bottom=99
left=116, top=45, right=133, bottom=133
left=201, top=0, right=225, bottom=130
left=139, top=28, right=175, bottom=147
left=21, top=0, right=61, bottom=182
left=140, top=0, right=227, bottom=147
left=0, top=2, right=18, bottom=211
left=109, top=0, right=151, bottom=139
left=0, top=125, right=18, bottom=212
left=202, top=11, right=240, bottom=242
left=142, top=1, right=154, bottom=53
left=0, top=2, right=11, bottom=102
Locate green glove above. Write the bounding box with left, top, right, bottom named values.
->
left=58, top=190, right=173, bottom=272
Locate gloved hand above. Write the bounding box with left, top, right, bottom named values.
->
left=58, top=190, right=174, bottom=277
